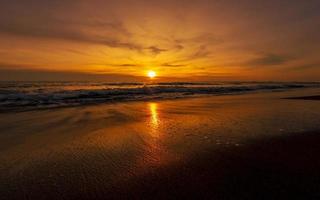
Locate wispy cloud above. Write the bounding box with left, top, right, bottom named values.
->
left=161, top=63, right=187, bottom=68
left=0, top=67, right=144, bottom=82
left=247, top=53, right=290, bottom=66
left=146, top=46, right=167, bottom=55
left=289, top=63, right=320, bottom=71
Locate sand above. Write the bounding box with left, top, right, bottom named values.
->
left=0, top=88, right=320, bottom=199
left=286, top=95, right=320, bottom=100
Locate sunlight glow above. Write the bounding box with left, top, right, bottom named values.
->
left=147, top=71, right=156, bottom=78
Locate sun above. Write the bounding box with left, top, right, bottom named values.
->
left=147, top=70, right=156, bottom=78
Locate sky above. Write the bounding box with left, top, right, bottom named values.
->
left=0, top=0, right=319, bottom=82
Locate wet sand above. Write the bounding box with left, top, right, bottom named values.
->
left=286, top=95, right=320, bottom=100
left=112, top=131, right=320, bottom=199
left=1, top=89, right=320, bottom=199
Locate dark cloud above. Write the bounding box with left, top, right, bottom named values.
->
left=83, top=63, right=141, bottom=68
left=174, top=44, right=184, bottom=51
left=147, top=46, right=167, bottom=55
left=290, top=63, right=319, bottom=71
left=0, top=1, right=143, bottom=51
left=248, top=54, right=290, bottom=66
left=0, top=68, right=143, bottom=82
left=109, top=63, right=140, bottom=67
left=161, top=63, right=187, bottom=68
left=118, top=64, right=140, bottom=67
left=0, top=19, right=143, bottom=51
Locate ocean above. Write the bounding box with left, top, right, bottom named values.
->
left=0, top=81, right=319, bottom=111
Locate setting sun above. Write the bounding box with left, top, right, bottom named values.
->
left=147, top=71, right=156, bottom=78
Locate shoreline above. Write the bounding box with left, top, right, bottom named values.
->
left=1, top=87, right=319, bottom=113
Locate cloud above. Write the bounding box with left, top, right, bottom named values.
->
left=0, top=19, right=144, bottom=51
left=188, top=45, right=211, bottom=60
left=0, top=1, right=145, bottom=51
left=108, top=63, right=140, bottom=67
left=161, top=63, right=187, bottom=68
left=290, top=63, right=319, bottom=71
left=0, top=14, right=171, bottom=55
left=247, top=54, right=290, bottom=66
left=146, top=46, right=167, bottom=55
left=0, top=67, right=143, bottom=82
left=175, top=33, right=222, bottom=45
left=188, top=34, right=222, bottom=45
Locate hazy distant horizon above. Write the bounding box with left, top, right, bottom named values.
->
left=1, top=68, right=319, bottom=82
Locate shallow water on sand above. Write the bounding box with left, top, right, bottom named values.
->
left=0, top=88, right=320, bottom=199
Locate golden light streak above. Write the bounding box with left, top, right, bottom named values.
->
left=150, top=103, right=159, bottom=127
left=148, top=102, right=160, bottom=137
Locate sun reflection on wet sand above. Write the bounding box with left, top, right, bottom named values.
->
left=149, top=103, right=159, bottom=128
left=134, top=102, right=176, bottom=170
left=148, top=102, right=161, bottom=138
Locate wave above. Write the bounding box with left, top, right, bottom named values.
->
left=0, top=82, right=319, bottom=111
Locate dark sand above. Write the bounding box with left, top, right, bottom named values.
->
left=286, top=95, right=320, bottom=100
left=109, top=131, right=320, bottom=199
left=1, top=89, right=320, bottom=199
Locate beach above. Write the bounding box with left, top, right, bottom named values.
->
left=1, top=88, right=320, bottom=199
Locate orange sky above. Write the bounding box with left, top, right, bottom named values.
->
left=0, top=0, right=319, bottom=81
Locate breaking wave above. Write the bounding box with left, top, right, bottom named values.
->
left=0, top=82, right=319, bottom=111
